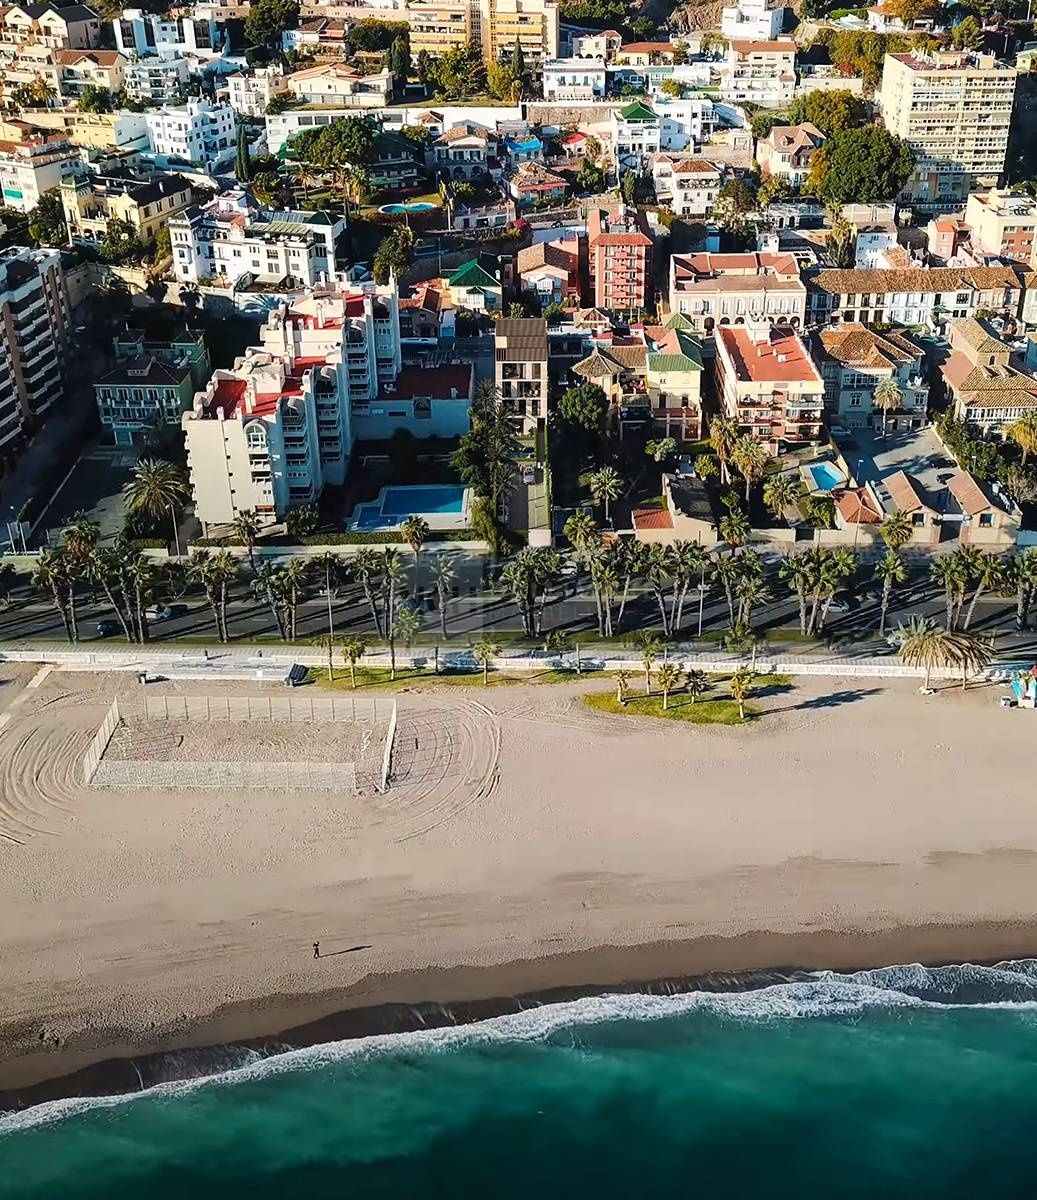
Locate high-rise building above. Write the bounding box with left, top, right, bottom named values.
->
left=879, top=49, right=1017, bottom=210
left=406, top=0, right=475, bottom=58
left=587, top=206, right=653, bottom=314
left=494, top=317, right=548, bottom=432
left=0, top=247, right=71, bottom=458
left=478, top=0, right=559, bottom=66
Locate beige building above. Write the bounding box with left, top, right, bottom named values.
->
left=756, top=121, right=825, bottom=188
left=222, top=64, right=287, bottom=117
left=632, top=473, right=720, bottom=547
left=723, top=38, right=796, bottom=109
left=0, top=3, right=102, bottom=51
left=814, top=323, right=928, bottom=432
left=479, top=0, right=559, bottom=66
left=715, top=324, right=825, bottom=452
left=651, top=155, right=721, bottom=218
left=879, top=49, right=1017, bottom=211
left=61, top=171, right=194, bottom=247
left=284, top=62, right=393, bottom=108
left=947, top=471, right=1021, bottom=547
left=963, top=189, right=1037, bottom=265
left=495, top=316, right=548, bottom=432
left=406, top=0, right=475, bottom=57
left=15, top=108, right=150, bottom=151
left=669, top=250, right=807, bottom=337
left=54, top=47, right=125, bottom=99
left=943, top=317, right=1037, bottom=435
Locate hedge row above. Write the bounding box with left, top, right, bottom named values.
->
left=189, top=529, right=477, bottom=548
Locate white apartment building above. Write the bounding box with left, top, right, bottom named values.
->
left=879, top=50, right=1017, bottom=210
left=183, top=281, right=472, bottom=525
left=0, top=132, right=79, bottom=212
left=963, top=188, right=1037, bottom=263
left=284, top=63, right=393, bottom=108
left=144, top=100, right=236, bottom=171
left=221, top=64, right=287, bottom=118
left=612, top=100, right=661, bottom=171
left=169, top=190, right=345, bottom=287
left=541, top=57, right=606, bottom=101
left=651, top=156, right=721, bottom=217
left=723, top=38, right=796, bottom=109
left=113, top=8, right=219, bottom=57
left=123, top=55, right=189, bottom=104
left=721, top=0, right=783, bottom=41
left=656, top=96, right=717, bottom=152
left=570, top=28, right=622, bottom=60
left=0, top=246, right=71, bottom=455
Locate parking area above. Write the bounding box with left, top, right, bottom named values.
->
left=36, top=445, right=139, bottom=547
left=835, top=426, right=953, bottom=495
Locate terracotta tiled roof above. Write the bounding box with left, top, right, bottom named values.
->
left=811, top=265, right=1019, bottom=295
left=632, top=507, right=673, bottom=530
left=436, top=122, right=491, bottom=145
left=816, top=322, right=919, bottom=368
left=950, top=317, right=1007, bottom=355
left=730, top=38, right=796, bottom=52
left=55, top=48, right=122, bottom=65
left=517, top=240, right=576, bottom=276
left=672, top=157, right=720, bottom=176
left=947, top=471, right=995, bottom=517
left=617, top=41, right=676, bottom=53
left=885, top=470, right=930, bottom=514
left=766, top=122, right=825, bottom=153
left=835, top=488, right=881, bottom=525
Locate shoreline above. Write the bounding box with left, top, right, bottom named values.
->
left=4, top=920, right=1037, bottom=1114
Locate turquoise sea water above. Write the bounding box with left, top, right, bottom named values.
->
left=5, top=962, right=1037, bottom=1199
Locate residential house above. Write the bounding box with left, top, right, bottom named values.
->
left=516, top=236, right=580, bottom=305
left=222, top=65, right=287, bottom=117
left=398, top=279, right=454, bottom=342
left=867, top=2, right=941, bottom=33
left=94, top=354, right=196, bottom=447
left=881, top=470, right=944, bottom=544
left=722, top=0, right=783, bottom=41
left=432, top=123, right=501, bottom=182
left=813, top=322, right=928, bottom=432
left=611, top=99, right=660, bottom=171
left=61, top=170, right=194, bottom=247
left=806, top=265, right=1022, bottom=329
left=587, top=205, right=653, bottom=314
left=655, top=96, right=716, bottom=152
left=632, top=473, right=720, bottom=546
left=943, top=317, right=1037, bottom=434
left=926, top=214, right=970, bottom=263
left=123, top=54, right=188, bottom=104
left=723, top=38, right=796, bottom=109
left=144, top=100, right=236, bottom=171
left=284, top=63, right=393, bottom=108
left=54, top=48, right=124, bottom=100
left=495, top=316, right=548, bottom=431
left=503, top=134, right=544, bottom=167
left=1, top=4, right=101, bottom=50
left=570, top=28, right=622, bottom=60
left=447, top=193, right=515, bottom=231
left=368, top=131, right=423, bottom=191
left=714, top=324, right=825, bottom=452
left=643, top=323, right=705, bottom=439
left=0, top=130, right=78, bottom=212
left=651, top=155, right=721, bottom=217
left=113, top=7, right=217, bottom=55
left=947, top=471, right=1021, bottom=547
left=541, top=57, right=606, bottom=101
left=756, top=121, right=825, bottom=188
left=879, top=50, right=1017, bottom=210
left=963, top=189, right=1037, bottom=264
left=281, top=16, right=349, bottom=56
left=613, top=41, right=678, bottom=67
left=14, top=108, right=149, bottom=152
left=446, top=257, right=503, bottom=311
left=0, top=246, right=71, bottom=458
left=114, top=325, right=211, bottom=390
left=669, top=250, right=807, bottom=336
left=507, top=161, right=568, bottom=207
left=852, top=221, right=898, bottom=268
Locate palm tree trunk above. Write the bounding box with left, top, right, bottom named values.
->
left=944, top=585, right=954, bottom=630
left=617, top=572, right=633, bottom=631
left=663, top=687, right=669, bottom=710
left=67, top=582, right=79, bottom=643
left=137, top=586, right=149, bottom=643
left=879, top=578, right=891, bottom=635
left=206, top=588, right=220, bottom=640
left=483, top=660, right=488, bottom=686
left=51, top=585, right=72, bottom=642
left=1017, top=583, right=1030, bottom=631
left=350, top=660, right=357, bottom=689
left=963, top=583, right=985, bottom=631
left=807, top=592, right=822, bottom=636
left=327, top=639, right=334, bottom=682
left=592, top=580, right=604, bottom=636
left=326, top=581, right=335, bottom=646
left=722, top=580, right=735, bottom=627
left=364, top=584, right=383, bottom=638
left=220, top=581, right=229, bottom=642
left=247, top=544, right=256, bottom=576
left=798, top=590, right=808, bottom=636
left=389, top=635, right=396, bottom=680
left=439, top=588, right=448, bottom=639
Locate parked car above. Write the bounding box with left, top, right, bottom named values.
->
left=521, top=464, right=537, bottom=485
left=96, top=619, right=121, bottom=638
left=145, top=604, right=186, bottom=622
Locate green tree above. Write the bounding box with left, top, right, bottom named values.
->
left=372, top=225, right=415, bottom=283
left=621, top=168, right=637, bottom=205
left=348, top=17, right=409, bottom=51
left=787, top=90, right=868, bottom=135
left=880, top=510, right=913, bottom=552
left=807, top=126, right=914, bottom=206
left=78, top=85, right=114, bottom=113
left=388, top=32, right=411, bottom=89
left=232, top=508, right=260, bottom=575
left=729, top=667, right=755, bottom=720
left=451, top=380, right=519, bottom=549
left=750, top=110, right=783, bottom=140
left=874, top=550, right=908, bottom=635
left=99, top=217, right=142, bottom=263
left=656, top=661, right=681, bottom=710
left=1007, top=412, right=1037, bottom=467
left=28, top=190, right=66, bottom=247
left=341, top=635, right=367, bottom=689
left=575, top=160, right=606, bottom=193
left=635, top=631, right=661, bottom=695
left=731, top=435, right=768, bottom=505
left=559, top=382, right=608, bottom=436
left=952, top=16, right=983, bottom=49
left=472, top=637, right=500, bottom=686
left=244, top=0, right=299, bottom=48
left=762, top=473, right=798, bottom=520
left=400, top=514, right=430, bottom=585
left=588, top=466, right=622, bottom=524
left=293, top=115, right=377, bottom=169
left=235, top=123, right=252, bottom=182
left=123, top=459, right=189, bottom=523
left=660, top=78, right=683, bottom=99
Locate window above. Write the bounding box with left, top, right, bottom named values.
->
left=978, top=512, right=993, bottom=528
left=912, top=512, right=924, bottom=527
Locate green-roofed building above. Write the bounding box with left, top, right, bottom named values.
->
left=645, top=327, right=704, bottom=440
left=664, top=311, right=695, bottom=332
left=446, top=257, right=503, bottom=312
left=613, top=99, right=661, bottom=172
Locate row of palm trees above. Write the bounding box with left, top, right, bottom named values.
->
left=615, top=635, right=759, bottom=719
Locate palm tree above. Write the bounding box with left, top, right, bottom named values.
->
left=1011, top=547, right=1037, bottom=630
left=731, top=436, right=768, bottom=506
left=686, top=669, right=711, bottom=704
left=589, top=547, right=620, bottom=636
left=128, top=553, right=155, bottom=643
left=123, top=459, right=189, bottom=524
left=400, top=515, right=430, bottom=588
left=930, top=553, right=966, bottom=630
left=615, top=667, right=631, bottom=704
left=472, top=637, right=500, bottom=685
left=614, top=539, right=646, bottom=633
left=313, top=550, right=343, bottom=647
left=61, top=516, right=99, bottom=641
left=667, top=540, right=710, bottom=635
left=719, top=508, right=751, bottom=554
left=896, top=616, right=950, bottom=689
left=948, top=630, right=993, bottom=691
left=873, top=377, right=902, bottom=437
left=961, top=552, right=1009, bottom=631
left=32, top=549, right=73, bottom=642
left=191, top=549, right=237, bottom=642
left=588, top=466, right=623, bottom=525
left=353, top=548, right=385, bottom=638
left=779, top=551, right=813, bottom=635
left=879, top=510, right=913, bottom=553
left=252, top=561, right=286, bottom=639
left=1006, top=412, right=1037, bottom=466
left=276, top=559, right=309, bottom=642
left=394, top=603, right=424, bottom=675
left=87, top=543, right=134, bottom=641
left=383, top=549, right=407, bottom=677
left=232, top=509, right=260, bottom=575
left=563, top=510, right=598, bottom=553
left=728, top=666, right=755, bottom=720
left=709, top=415, right=738, bottom=485
left=762, top=473, right=798, bottom=522
left=341, top=634, right=367, bottom=689
left=735, top=571, right=770, bottom=630
left=635, top=631, right=661, bottom=695
left=644, top=544, right=673, bottom=635
left=874, top=550, right=907, bottom=635
left=316, top=633, right=337, bottom=682
left=430, top=552, right=457, bottom=639
left=656, top=661, right=681, bottom=710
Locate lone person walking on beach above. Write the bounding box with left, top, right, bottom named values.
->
left=313, top=941, right=320, bottom=959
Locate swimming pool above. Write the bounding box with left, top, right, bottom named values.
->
left=349, top=484, right=472, bottom=532
left=378, top=201, right=438, bottom=215
left=804, top=461, right=846, bottom=492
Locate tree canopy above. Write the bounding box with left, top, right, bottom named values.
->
left=244, top=0, right=299, bottom=48
left=786, top=89, right=869, bottom=135
left=423, top=40, right=486, bottom=99
left=348, top=17, right=409, bottom=51
left=559, top=383, right=608, bottom=436
left=807, top=125, right=914, bottom=205
left=78, top=85, right=115, bottom=113
left=291, top=116, right=377, bottom=168
left=28, top=191, right=66, bottom=247
left=372, top=226, right=415, bottom=283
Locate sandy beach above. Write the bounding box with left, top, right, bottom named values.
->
left=1, top=662, right=1036, bottom=1102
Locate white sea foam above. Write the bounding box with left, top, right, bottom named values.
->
left=5, top=961, right=1037, bottom=1137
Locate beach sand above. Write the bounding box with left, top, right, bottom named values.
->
left=1, top=664, right=1036, bottom=1101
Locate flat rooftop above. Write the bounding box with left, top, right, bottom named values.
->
left=717, top=327, right=822, bottom=385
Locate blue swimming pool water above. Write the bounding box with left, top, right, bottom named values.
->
left=807, top=462, right=844, bottom=492
left=378, top=201, right=437, bottom=214
left=379, top=485, right=467, bottom=517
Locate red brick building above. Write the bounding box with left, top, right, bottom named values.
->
left=587, top=206, right=653, bottom=315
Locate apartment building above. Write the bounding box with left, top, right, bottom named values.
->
left=669, top=251, right=807, bottom=337
left=807, top=264, right=1022, bottom=328
left=962, top=189, right=1037, bottom=264
left=54, top=47, right=125, bottom=99
left=113, top=8, right=219, bottom=56
left=756, top=121, right=825, bottom=188
left=61, top=170, right=193, bottom=246
left=495, top=316, right=548, bottom=432
left=651, top=155, right=721, bottom=217
left=721, top=0, right=783, bottom=41
left=114, top=325, right=211, bottom=390
left=183, top=281, right=471, bottom=525
left=405, top=0, right=474, bottom=57
left=655, top=96, right=716, bottom=152
left=0, top=131, right=78, bottom=212
left=17, top=109, right=149, bottom=152
left=282, top=16, right=349, bottom=56
left=124, top=55, right=190, bottom=105
left=943, top=317, right=1037, bottom=434
left=144, top=100, right=236, bottom=171
left=284, top=63, right=393, bottom=108
left=221, top=65, right=287, bottom=117
left=541, top=57, right=606, bottom=101
left=571, top=29, right=622, bottom=60
left=612, top=100, right=661, bottom=171
left=714, top=324, right=825, bottom=452
left=0, top=246, right=71, bottom=455
left=723, top=38, right=796, bottom=109
left=368, top=131, right=423, bottom=191
left=813, top=323, right=928, bottom=432
left=644, top=323, right=705, bottom=439
left=169, top=189, right=345, bottom=287
left=94, top=352, right=196, bottom=447
left=879, top=50, right=1017, bottom=210
left=516, top=236, right=579, bottom=304
left=587, top=206, right=653, bottom=314
left=0, top=4, right=101, bottom=50
left=479, top=0, right=560, bottom=66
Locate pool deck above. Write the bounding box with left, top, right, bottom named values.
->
left=349, top=485, right=472, bottom=533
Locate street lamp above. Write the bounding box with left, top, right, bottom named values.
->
left=169, top=504, right=182, bottom=558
